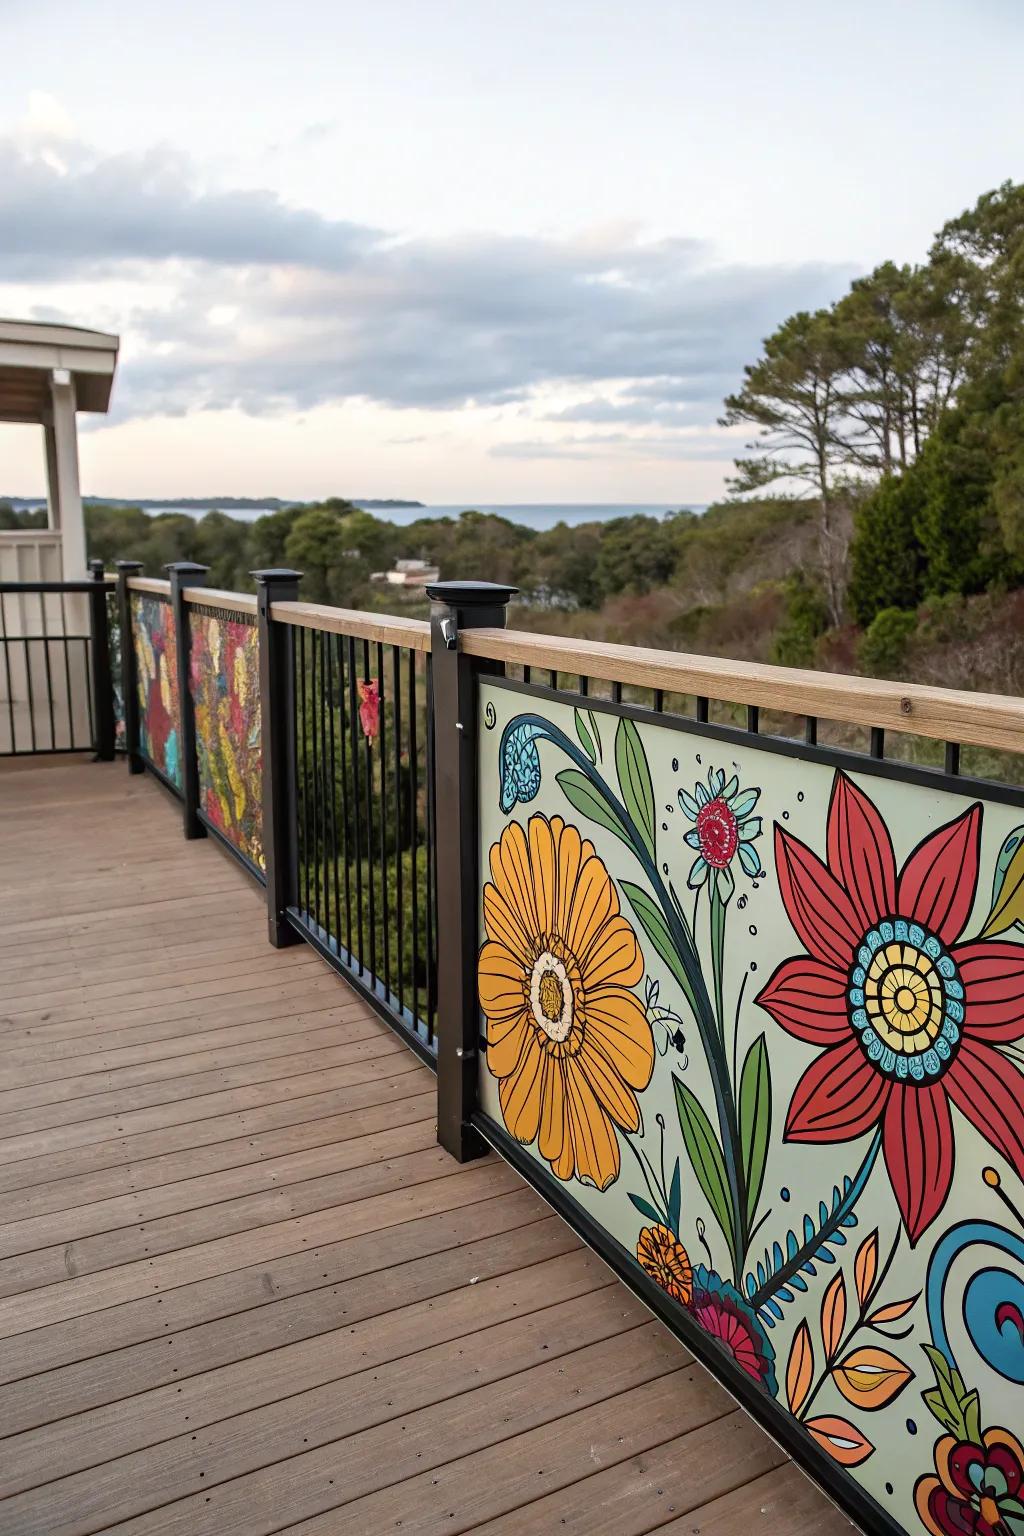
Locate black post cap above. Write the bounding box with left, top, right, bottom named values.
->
left=163, top=561, right=210, bottom=577
left=424, top=580, right=519, bottom=606
left=114, top=558, right=145, bottom=571
left=250, top=567, right=305, bottom=583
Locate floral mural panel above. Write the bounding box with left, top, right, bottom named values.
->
left=477, top=680, right=1024, bottom=1535
left=131, top=592, right=181, bottom=788
left=189, top=609, right=263, bottom=871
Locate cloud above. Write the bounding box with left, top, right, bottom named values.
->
left=0, top=124, right=856, bottom=441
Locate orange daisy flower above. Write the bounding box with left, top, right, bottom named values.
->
left=636, top=1224, right=693, bottom=1304
left=479, top=813, right=655, bottom=1190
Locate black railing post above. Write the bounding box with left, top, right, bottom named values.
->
left=115, top=560, right=145, bottom=774
left=426, top=579, right=518, bottom=1162
left=88, top=559, right=116, bottom=762
left=166, top=561, right=209, bottom=839
left=252, top=568, right=304, bottom=948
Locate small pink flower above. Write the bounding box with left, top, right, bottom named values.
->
left=357, top=679, right=380, bottom=741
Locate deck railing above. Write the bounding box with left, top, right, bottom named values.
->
left=0, top=561, right=116, bottom=757
left=7, top=560, right=1024, bottom=1536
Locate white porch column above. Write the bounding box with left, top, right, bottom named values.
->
left=50, top=368, right=87, bottom=578
left=43, top=418, right=61, bottom=530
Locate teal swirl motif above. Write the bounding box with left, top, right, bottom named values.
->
left=498, top=715, right=574, bottom=813
left=927, top=1220, right=1024, bottom=1383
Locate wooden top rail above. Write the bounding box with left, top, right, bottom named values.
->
left=126, top=576, right=171, bottom=597
left=270, top=600, right=431, bottom=651
left=464, top=627, right=1024, bottom=757
left=182, top=586, right=258, bottom=617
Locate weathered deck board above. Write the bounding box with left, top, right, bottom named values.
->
left=0, top=759, right=852, bottom=1536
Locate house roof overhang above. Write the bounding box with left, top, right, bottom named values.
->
left=0, top=319, right=119, bottom=424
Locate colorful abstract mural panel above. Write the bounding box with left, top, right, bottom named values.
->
left=131, top=592, right=180, bottom=788
left=477, top=682, right=1024, bottom=1534
left=189, top=608, right=263, bottom=871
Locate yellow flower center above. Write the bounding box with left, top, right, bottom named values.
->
left=529, top=951, right=573, bottom=1043
left=864, top=943, right=944, bottom=1056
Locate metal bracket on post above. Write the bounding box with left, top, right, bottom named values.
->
left=165, top=561, right=209, bottom=839
left=426, top=578, right=518, bottom=1162
left=88, top=558, right=116, bottom=762
left=115, top=560, right=145, bottom=774
left=252, top=568, right=304, bottom=948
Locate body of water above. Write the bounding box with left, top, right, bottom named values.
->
left=7, top=500, right=706, bottom=530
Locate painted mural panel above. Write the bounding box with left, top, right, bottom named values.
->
left=478, top=680, right=1024, bottom=1534
left=189, top=610, right=263, bottom=871
left=131, top=592, right=180, bottom=788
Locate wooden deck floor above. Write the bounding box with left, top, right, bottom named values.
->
left=0, top=758, right=851, bottom=1536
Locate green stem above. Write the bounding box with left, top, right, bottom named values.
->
left=518, top=717, right=748, bottom=1277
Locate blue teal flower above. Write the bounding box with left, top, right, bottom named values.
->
left=678, top=767, right=762, bottom=902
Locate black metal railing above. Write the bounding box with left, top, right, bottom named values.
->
left=286, top=619, right=438, bottom=1059
left=0, top=565, right=115, bottom=758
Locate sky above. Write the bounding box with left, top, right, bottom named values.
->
left=1, top=0, right=1021, bottom=504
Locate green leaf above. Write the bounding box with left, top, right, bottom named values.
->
left=739, top=1034, right=772, bottom=1226
left=574, top=708, right=597, bottom=765
left=668, top=1158, right=682, bottom=1236
left=673, top=1074, right=735, bottom=1256
left=628, top=1192, right=663, bottom=1226
left=555, top=769, right=632, bottom=852
left=621, top=880, right=699, bottom=1019
left=587, top=709, right=603, bottom=762
left=982, top=824, right=1024, bottom=938
left=615, top=717, right=655, bottom=860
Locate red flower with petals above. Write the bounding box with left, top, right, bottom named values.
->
left=757, top=771, right=1024, bottom=1244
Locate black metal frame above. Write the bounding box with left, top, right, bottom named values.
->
left=0, top=575, right=116, bottom=757
left=485, top=672, right=1024, bottom=809
left=467, top=668, right=1024, bottom=1536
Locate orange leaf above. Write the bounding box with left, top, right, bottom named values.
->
left=820, top=1271, right=847, bottom=1360
left=867, top=1293, right=920, bottom=1325
left=854, top=1230, right=878, bottom=1306
left=833, top=1346, right=913, bottom=1410
left=786, top=1320, right=814, bottom=1416
left=806, top=1415, right=874, bottom=1466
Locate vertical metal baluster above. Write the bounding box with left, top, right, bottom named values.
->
left=1, top=595, right=15, bottom=753
left=82, top=630, right=94, bottom=753
left=696, top=696, right=709, bottom=723
left=321, top=633, right=335, bottom=938
left=548, top=668, right=557, bottom=689
left=579, top=674, right=589, bottom=698
left=297, top=627, right=310, bottom=920
left=523, top=664, right=532, bottom=685
left=39, top=592, right=56, bottom=749
left=310, top=626, right=324, bottom=934
left=392, top=642, right=404, bottom=1015
left=377, top=641, right=391, bottom=1001
left=24, top=595, right=38, bottom=753
left=60, top=591, right=74, bottom=749
left=870, top=727, right=885, bottom=759
left=347, top=635, right=364, bottom=974
left=324, top=631, right=342, bottom=956
left=425, top=650, right=436, bottom=1042
left=805, top=715, right=818, bottom=746
left=336, top=634, right=352, bottom=962
left=945, top=742, right=960, bottom=776
left=747, top=705, right=760, bottom=734
left=611, top=680, right=623, bottom=704
left=653, top=688, right=664, bottom=713
left=362, top=639, right=377, bottom=987
left=408, top=646, right=420, bottom=1026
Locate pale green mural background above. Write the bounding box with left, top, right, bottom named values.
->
left=477, top=679, right=1024, bottom=1535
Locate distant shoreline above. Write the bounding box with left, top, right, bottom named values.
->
left=2, top=498, right=707, bottom=530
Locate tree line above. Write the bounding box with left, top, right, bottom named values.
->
left=723, top=180, right=1024, bottom=635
